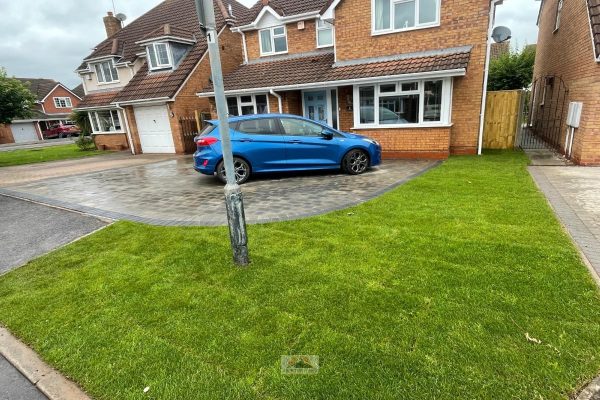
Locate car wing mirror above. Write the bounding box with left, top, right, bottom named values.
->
left=321, top=130, right=334, bottom=140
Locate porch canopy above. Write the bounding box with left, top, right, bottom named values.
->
left=197, top=46, right=472, bottom=98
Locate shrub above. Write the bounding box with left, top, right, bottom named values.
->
left=75, top=134, right=96, bottom=151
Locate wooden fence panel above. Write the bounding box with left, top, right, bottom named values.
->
left=483, top=90, right=523, bottom=149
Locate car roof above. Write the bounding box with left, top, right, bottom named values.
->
left=207, top=114, right=306, bottom=126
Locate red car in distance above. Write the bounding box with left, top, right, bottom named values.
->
left=43, top=123, right=80, bottom=139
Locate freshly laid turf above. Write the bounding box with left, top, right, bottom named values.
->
left=0, top=144, right=104, bottom=167
left=0, top=151, right=599, bottom=399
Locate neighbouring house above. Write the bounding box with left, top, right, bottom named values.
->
left=0, top=78, right=82, bottom=144
left=74, top=1, right=249, bottom=154
left=197, top=0, right=505, bottom=159
left=71, top=84, right=85, bottom=99
left=532, top=0, right=600, bottom=165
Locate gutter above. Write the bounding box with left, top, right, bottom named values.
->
left=477, top=0, right=503, bottom=156
left=114, top=103, right=136, bottom=155
left=269, top=89, right=283, bottom=113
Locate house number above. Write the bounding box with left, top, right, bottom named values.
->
left=206, top=31, right=216, bottom=44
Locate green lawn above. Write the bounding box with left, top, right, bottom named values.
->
left=0, top=151, right=599, bottom=399
left=0, top=144, right=105, bottom=167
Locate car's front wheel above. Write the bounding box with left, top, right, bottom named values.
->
left=342, top=149, right=369, bottom=175
left=216, top=157, right=251, bottom=184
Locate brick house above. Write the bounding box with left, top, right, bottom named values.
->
left=74, top=0, right=248, bottom=154
left=197, top=0, right=505, bottom=159
left=533, top=0, right=600, bottom=165
left=0, top=78, right=82, bottom=144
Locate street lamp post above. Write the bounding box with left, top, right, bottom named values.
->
left=195, top=0, right=250, bottom=266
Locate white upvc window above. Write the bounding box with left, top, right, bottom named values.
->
left=88, top=110, right=123, bottom=134
left=53, top=97, right=72, bottom=108
left=373, top=0, right=440, bottom=35
left=353, top=78, right=452, bottom=128
left=554, top=0, right=563, bottom=31
left=93, top=60, right=119, bottom=84
left=226, top=94, right=270, bottom=116
left=259, top=26, right=288, bottom=56
left=147, top=42, right=173, bottom=70
left=316, top=19, right=334, bottom=48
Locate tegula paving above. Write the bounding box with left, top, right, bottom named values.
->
left=0, top=157, right=439, bottom=226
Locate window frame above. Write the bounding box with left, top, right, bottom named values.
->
left=88, top=109, right=123, bottom=134
left=93, top=60, right=119, bottom=84
left=316, top=19, right=335, bottom=48
left=53, top=97, right=72, bottom=108
left=259, top=25, right=288, bottom=56
left=352, top=77, right=452, bottom=129
left=147, top=42, right=174, bottom=71
left=371, top=0, right=441, bottom=36
left=226, top=94, right=270, bottom=116
left=554, top=0, right=563, bottom=32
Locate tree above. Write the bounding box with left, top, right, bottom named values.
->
left=70, top=110, right=92, bottom=135
left=0, top=68, right=36, bottom=124
left=488, top=46, right=536, bottom=91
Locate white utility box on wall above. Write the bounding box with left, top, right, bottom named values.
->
left=566, top=102, right=583, bottom=128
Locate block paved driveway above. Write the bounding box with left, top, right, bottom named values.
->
left=0, top=157, right=438, bottom=226
left=529, top=166, right=600, bottom=280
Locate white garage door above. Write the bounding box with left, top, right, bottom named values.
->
left=12, top=123, right=39, bottom=143
left=133, top=105, right=175, bottom=154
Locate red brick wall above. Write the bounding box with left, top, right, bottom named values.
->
left=93, top=133, right=129, bottom=150
left=333, top=0, right=490, bottom=155
left=535, top=0, right=600, bottom=165
left=0, top=124, right=14, bottom=144
left=245, top=19, right=319, bottom=62
left=42, top=86, right=81, bottom=115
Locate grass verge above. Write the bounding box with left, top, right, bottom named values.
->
left=0, top=144, right=105, bottom=167
left=0, top=151, right=599, bottom=399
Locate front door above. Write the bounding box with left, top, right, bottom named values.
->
left=304, top=91, right=328, bottom=125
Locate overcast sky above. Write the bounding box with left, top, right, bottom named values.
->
left=0, top=0, right=538, bottom=89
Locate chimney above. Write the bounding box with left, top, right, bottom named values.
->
left=261, top=0, right=269, bottom=5
left=103, top=11, right=122, bottom=38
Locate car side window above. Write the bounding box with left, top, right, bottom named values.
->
left=236, top=118, right=280, bottom=135
left=280, top=118, right=325, bottom=137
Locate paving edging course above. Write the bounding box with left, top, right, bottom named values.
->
left=0, top=327, right=92, bottom=400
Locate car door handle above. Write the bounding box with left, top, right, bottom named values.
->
left=289, top=140, right=302, bottom=144
left=239, top=138, right=253, bottom=142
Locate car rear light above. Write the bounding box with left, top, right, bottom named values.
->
left=202, top=159, right=209, bottom=167
left=196, top=137, right=219, bottom=146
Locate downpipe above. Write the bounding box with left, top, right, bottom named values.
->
left=270, top=89, right=283, bottom=113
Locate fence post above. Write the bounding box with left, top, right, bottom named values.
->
left=194, top=110, right=201, bottom=133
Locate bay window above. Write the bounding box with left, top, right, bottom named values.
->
left=316, top=20, right=334, bottom=48
left=226, top=94, right=269, bottom=116
left=259, top=26, right=288, bottom=56
left=93, top=60, right=119, bottom=83
left=89, top=110, right=122, bottom=133
left=355, top=78, right=450, bottom=128
left=373, top=0, right=440, bottom=34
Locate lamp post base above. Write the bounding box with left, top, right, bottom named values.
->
left=224, top=184, right=250, bottom=266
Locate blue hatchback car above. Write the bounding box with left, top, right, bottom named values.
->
left=193, top=114, right=382, bottom=184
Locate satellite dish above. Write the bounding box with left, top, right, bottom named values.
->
left=492, top=26, right=512, bottom=43
left=116, top=13, right=127, bottom=22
